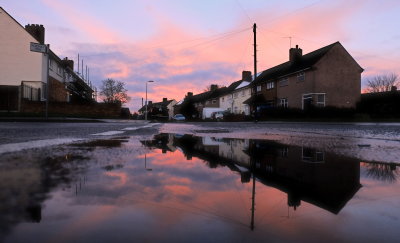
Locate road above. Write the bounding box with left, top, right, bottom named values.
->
left=1, top=121, right=400, bottom=162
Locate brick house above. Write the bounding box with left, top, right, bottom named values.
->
left=246, top=42, right=363, bottom=113
left=0, top=7, right=95, bottom=112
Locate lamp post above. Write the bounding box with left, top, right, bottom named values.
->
left=145, top=80, right=154, bottom=121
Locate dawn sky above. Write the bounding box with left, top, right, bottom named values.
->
left=2, top=0, right=399, bottom=111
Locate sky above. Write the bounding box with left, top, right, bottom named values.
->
left=2, top=0, right=400, bottom=112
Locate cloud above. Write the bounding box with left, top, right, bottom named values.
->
left=40, top=0, right=126, bottom=44
left=39, top=0, right=400, bottom=112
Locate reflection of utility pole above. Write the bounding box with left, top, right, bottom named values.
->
left=250, top=155, right=257, bottom=230
left=250, top=171, right=256, bottom=230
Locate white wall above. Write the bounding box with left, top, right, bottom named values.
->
left=0, top=9, right=44, bottom=86
left=219, top=93, right=232, bottom=112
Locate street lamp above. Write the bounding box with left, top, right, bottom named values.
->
left=145, top=80, right=154, bottom=121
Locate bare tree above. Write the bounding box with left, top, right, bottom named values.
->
left=366, top=73, right=398, bottom=93
left=99, top=78, right=131, bottom=104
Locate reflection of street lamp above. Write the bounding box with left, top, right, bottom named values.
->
left=145, top=80, right=154, bottom=121
left=144, top=154, right=152, bottom=171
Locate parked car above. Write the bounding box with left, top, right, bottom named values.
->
left=211, top=111, right=225, bottom=121
left=172, top=114, right=186, bottom=121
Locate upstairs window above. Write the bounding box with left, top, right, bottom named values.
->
left=234, top=93, right=238, bottom=98
left=297, top=72, right=305, bottom=82
left=256, top=85, right=261, bottom=92
left=266, top=82, right=275, bottom=90
left=279, top=78, right=288, bottom=87
left=212, top=99, right=217, bottom=104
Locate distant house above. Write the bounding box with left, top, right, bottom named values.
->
left=0, top=7, right=95, bottom=112
left=220, top=71, right=252, bottom=115
left=138, top=98, right=177, bottom=120
left=246, top=42, right=363, bottom=113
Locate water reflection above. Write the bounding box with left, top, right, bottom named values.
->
left=1, top=134, right=399, bottom=242
left=142, top=133, right=399, bottom=225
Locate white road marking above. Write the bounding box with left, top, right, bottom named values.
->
left=91, top=131, right=125, bottom=136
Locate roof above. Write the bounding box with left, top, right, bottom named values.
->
left=243, top=94, right=269, bottom=105
left=138, top=99, right=175, bottom=112
left=253, top=42, right=340, bottom=85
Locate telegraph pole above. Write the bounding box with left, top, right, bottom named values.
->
left=253, top=23, right=257, bottom=80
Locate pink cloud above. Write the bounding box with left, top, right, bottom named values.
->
left=41, top=0, right=125, bottom=44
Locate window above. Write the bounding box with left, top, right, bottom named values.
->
left=297, top=72, right=305, bottom=82
left=266, top=82, right=275, bottom=90
left=279, top=78, right=288, bottom=87
left=256, top=85, right=261, bottom=92
left=316, top=94, right=325, bottom=107
left=49, top=59, right=54, bottom=70
left=241, top=90, right=245, bottom=97
left=234, top=106, right=238, bottom=113
left=302, top=148, right=325, bottom=163
left=280, top=98, right=288, bottom=108
left=57, top=66, right=62, bottom=75
left=222, top=97, right=224, bottom=102
left=212, top=99, right=217, bottom=104
left=234, top=93, right=238, bottom=98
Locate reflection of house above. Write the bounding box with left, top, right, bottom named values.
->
left=247, top=140, right=361, bottom=214
left=138, top=98, right=177, bottom=120
left=246, top=42, right=363, bottom=112
left=0, top=7, right=95, bottom=112
left=143, top=134, right=362, bottom=214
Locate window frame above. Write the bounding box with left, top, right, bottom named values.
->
left=266, top=82, right=275, bottom=90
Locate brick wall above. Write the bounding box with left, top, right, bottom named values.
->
left=20, top=100, right=122, bottom=118
left=49, top=78, right=68, bottom=102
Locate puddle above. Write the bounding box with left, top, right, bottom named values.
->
left=0, top=133, right=399, bottom=242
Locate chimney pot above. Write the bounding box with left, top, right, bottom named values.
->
left=289, top=45, right=302, bottom=62
left=25, top=24, right=45, bottom=44
left=242, top=71, right=252, bottom=81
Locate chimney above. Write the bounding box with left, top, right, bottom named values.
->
left=210, top=84, right=218, bottom=91
left=25, top=24, right=45, bottom=44
left=62, top=57, right=74, bottom=70
left=163, top=97, right=168, bottom=103
left=391, top=86, right=398, bottom=92
left=148, top=101, right=152, bottom=105
left=187, top=92, right=193, bottom=97
left=242, top=71, right=252, bottom=81
left=289, top=45, right=302, bottom=62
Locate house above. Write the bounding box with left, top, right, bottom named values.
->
left=0, top=7, right=94, bottom=112
left=246, top=42, right=363, bottom=113
left=220, top=71, right=252, bottom=115
left=138, top=98, right=177, bottom=120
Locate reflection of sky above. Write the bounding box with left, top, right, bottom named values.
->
left=2, top=138, right=400, bottom=242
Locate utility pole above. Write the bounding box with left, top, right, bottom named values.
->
left=253, top=23, right=257, bottom=81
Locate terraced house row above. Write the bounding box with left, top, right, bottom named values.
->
left=162, top=41, right=363, bottom=119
